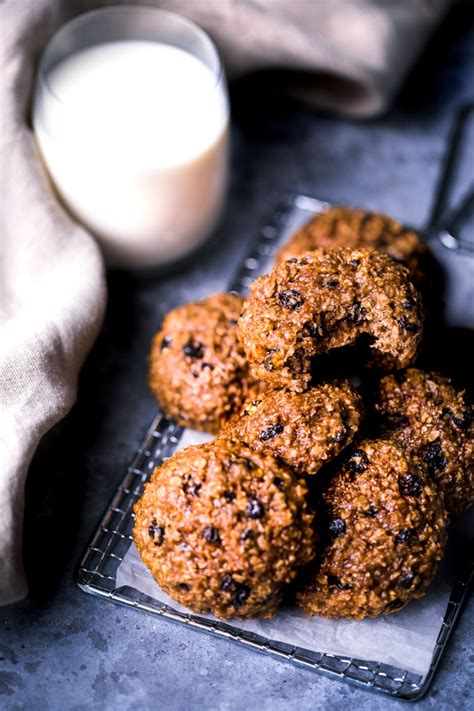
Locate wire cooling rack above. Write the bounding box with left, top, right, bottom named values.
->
left=77, top=191, right=473, bottom=701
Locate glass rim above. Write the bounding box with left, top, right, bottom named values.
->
left=36, top=4, right=225, bottom=109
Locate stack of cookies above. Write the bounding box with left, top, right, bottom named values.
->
left=134, top=206, right=473, bottom=621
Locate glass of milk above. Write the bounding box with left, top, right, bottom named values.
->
left=33, top=6, right=229, bottom=269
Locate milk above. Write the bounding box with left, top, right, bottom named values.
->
left=34, top=41, right=229, bottom=267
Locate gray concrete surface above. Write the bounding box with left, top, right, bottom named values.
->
left=2, top=3, right=473, bottom=710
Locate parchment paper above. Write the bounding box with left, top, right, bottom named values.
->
left=116, top=430, right=473, bottom=677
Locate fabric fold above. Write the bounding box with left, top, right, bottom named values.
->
left=1, top=0, right=106, bottom=605
left=0, top=0, right=449, bottom=605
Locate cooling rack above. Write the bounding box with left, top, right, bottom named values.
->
left=77, top=187, right=473, bottom=701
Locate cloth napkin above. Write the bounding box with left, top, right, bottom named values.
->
left=0, top=0, right=449, bottom=606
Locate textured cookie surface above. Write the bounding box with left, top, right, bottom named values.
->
left=276, top=206, right=428, bottom=285
left=238, top=249, right=423, bottom=391
left=375, top=368, right=474, bottom=514
left=133, top=439, right=315, bottom=619
left=149, top=293, right=265, bottom=433
left=296, top=439, right=447, bottom=619
left=224, top=381, right=363, bottom=475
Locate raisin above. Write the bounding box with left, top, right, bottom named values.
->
left=240, top=528, right=255, bottom=541
left=328, top=517, right=346, bottom=541
left=226, top=457, right=255, bottom=474
left=400, top=572, right=414, bottom=589
left=303, top=322, right=319, bottom=338
left=382, top=412, right=410, bottom=429
left=363, top=505, right=378, bottom=518
left=422, top=440, right=447, bottom=475
left=347, top=301, right=366, bottom=325
left=393, top=370, right=406, bottom=385
left=322, top=279, right=339, bottom=289
left=202, top=526, right=221, bottom=544
left=160, top=336, right=172, bottom=351
left=247, top=497, right=265, bottom=519
left=387, top=598, right=403, bottom=611
left=231, top=584, right=251, bottom=607
left=223, top=491, right=236, bottom=503
left=183, top=478, right=201, bottom=497
left=330, top=428, right=347, bottom=444
left=263, top=348, right=279, bottom=371
left=220, top=574, right=234, bottom=592
left=398, top=473, right=423, bottom=497
left=401, top=298, right=415, bottom=311
left=178, top=583, right=190, bottom=591
left=238, top=457, right=256, bottom=472
left=327, top=575, right=343, bottom=589
left=451, top=413, right=465, bottom=428
left=395, top=528, right=416, bottom=544
left=347, top=449, right=369, bottom=474
left=443, top=407, right=465, bottom=428
left=349, top=259, right=360, bottom=270
left=340, top=405, right=350, bottom=427
left=259, top=424, right=284, bottom=441
left=462, top=405, right=473, bottom=428
left=397, top=317, right=419, bottom=333
left=278, top=289, right=305, bottom=310
left=327, top=574, right=351, bottom=590
left=183, top=339, right=204, bottom=358
left=229, top=319, right=238, bottom=327
left=148, top=520, right=165, bottom=546
left=272, top=477, right=285, bottom=490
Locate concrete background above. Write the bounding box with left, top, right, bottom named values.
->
left=2, top=3, right=473, bottom=709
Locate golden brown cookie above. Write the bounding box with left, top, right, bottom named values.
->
left=133, top=439, right=315, bottom=620
left=275, top=206, right=429, bottom=286
left=149, top=293, right=265, bottom=433
left=375, top=368, right=474, bottom=515
left=223, top=381, right=364, bottom=475
left=296, top=439, right=448, bottom=620
left=238, top=249, right=423, bottom=392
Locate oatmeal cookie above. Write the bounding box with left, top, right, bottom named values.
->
left=375, top=368, right=474, bottom=514
left=238, top=249, right=423, bottom=391
left=133, top=439, right=315, bottom=620
left=296, top=439, right=448, bottom=619
left=224, top=381, right=363, bottom=475
left=275, top=206, right=429, bottom=286
left=149, top=293, right=265, bottom=433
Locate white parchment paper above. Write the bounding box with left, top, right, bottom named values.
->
left=116, top=430, right=472, bottom=677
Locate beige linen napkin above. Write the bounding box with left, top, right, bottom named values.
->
left=0, top=0, right=449, bottom=606
left=0, top=1, right=106, bottom=606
